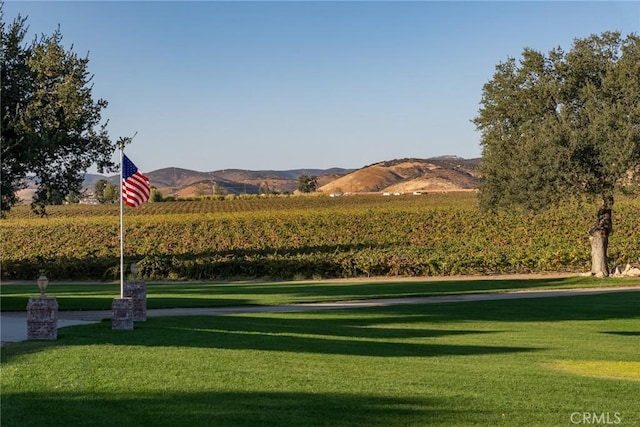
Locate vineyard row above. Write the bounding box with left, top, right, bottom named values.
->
left=2, top=195, right=639, bottom=281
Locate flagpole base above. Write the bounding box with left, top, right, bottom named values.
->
left=111, top=298, right=134, bottom=330
left=124, top=280, right=147, bottom=322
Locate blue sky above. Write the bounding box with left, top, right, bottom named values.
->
left=3, top=1, right=639, bottom=173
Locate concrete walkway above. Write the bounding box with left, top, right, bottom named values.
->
left=2, top=286, right=638, bottom=345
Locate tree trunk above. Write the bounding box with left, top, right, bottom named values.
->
left=588, top=203, right=612, bottom=277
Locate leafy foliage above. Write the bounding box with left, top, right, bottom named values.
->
left=1, top=10, right=116, bottom=216
left=2, top=194, right=639, bottom=281
left=94, top=179, right=118, bottom=204
left=473, top=31, right=640, bottom=211
left=297, top=174, right=318, bottom=193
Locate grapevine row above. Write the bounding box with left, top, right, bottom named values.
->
left=2, top=194, right=638, bottom=281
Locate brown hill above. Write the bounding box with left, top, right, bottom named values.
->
left=144, top=158, right=482, bottom=198
left=145, top=167, right=353, bottom=197
left=15, top=157, right=480, bottom=203
left=319, top=157, right=482, bottom=194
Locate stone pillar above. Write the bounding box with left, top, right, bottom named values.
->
left=123, top=280, right=147, bottom=322
left=27, top=296, right=58, bottom=340
left=111, top=298, right=134, bottom=330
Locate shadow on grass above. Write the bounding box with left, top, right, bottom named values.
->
left=602, top=331, right=640, bottom=336
left=148, top=276, right=606, bottom=302
left=45, top=307, right=536, bottom=358
left=1, top=276, right=614, bottom=312
left=4, top=292, right=636, bottom=363
left=0, top=288, right=258, bottom=312
left=59, top=291, right=638, bottom=355
left=406, top=291, right=640, bottom=323
left=0, top=390, right=478, bottom=427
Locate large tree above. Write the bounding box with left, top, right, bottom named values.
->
left=1, top=10, right=116, bottom=216
left=473, top=31, right=640, bottom=277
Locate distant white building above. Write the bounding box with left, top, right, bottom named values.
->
left=79, top=197, right=100, bottom=205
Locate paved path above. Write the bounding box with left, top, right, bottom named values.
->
left=2, top=286, right=638, bottom=345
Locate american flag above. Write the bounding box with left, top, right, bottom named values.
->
left=122, top=154, right=150, bottom=208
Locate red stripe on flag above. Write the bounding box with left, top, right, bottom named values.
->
left=123, top=171, right=150, bottom=208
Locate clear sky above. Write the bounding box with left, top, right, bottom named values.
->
left=3, top=1, right=639, bottom=173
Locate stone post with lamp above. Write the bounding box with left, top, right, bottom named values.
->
left=27, top=274, right=58, bottom=340
left=123, top=262, right=147, bottom=322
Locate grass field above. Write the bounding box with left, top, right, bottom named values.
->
left=2, top=288, right=638, bottom=426
left=1, top=275, right=635, bottom=312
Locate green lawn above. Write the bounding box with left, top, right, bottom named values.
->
left=2, top=291, right=639, bottom=426
left=1, top=275, right=636, bottom=312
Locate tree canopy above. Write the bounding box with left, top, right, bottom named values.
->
left=473, top=31, right=640, bottom=276
left=1, top=9, right=116, bottom=215
left=297, top=174, right=318, bottom=193
left=473, top=31, right=640, bottom=212
left=94, top=179, right=118, bottom=204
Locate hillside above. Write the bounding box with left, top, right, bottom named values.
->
left=318, top=157, right=482, bottom=194
left=150, top=158, right=482, bottom=197
left=146, top=167, right=354, bottom=197
left=14, top=156, right=482, bottom=202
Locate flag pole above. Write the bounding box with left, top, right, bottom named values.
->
left=119, top=144, right=125, bottom=299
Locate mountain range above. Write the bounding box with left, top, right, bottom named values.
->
left=141, top=156, right=481, bottom=197
left=17, top=156, right=483, bottom=202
